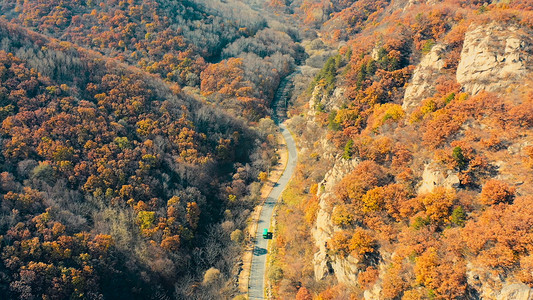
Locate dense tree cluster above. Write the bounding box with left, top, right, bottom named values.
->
left=0, top=0, right=304, bottom=121
left=0, top=0, right=304, bottom=298
left=0, top=18, right=272, bottom=297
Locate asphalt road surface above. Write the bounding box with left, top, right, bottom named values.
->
left=248, top=121, right=297, bottom=299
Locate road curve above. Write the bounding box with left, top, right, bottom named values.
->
left=248, top=74, right=298, bottom=299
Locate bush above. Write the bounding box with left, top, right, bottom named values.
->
left=343, top=139, right=354, bottom=159
left=31, top=162, right=54, bottom=182
left=137, top=211, right=155, bottom=230
left=296, top=287, right=313, bottom=300
left=452, top=146, right=467, bottom=170
left=328, top=231, right=351, bottom=256
left=331, top=204, right=356, bottom=227
left=358, top=266, right=379, bottom=289
left=480, top=180, right=515, bottom=205
left=420, top=188, right=456, bottom=225
left=328, top=110, right=341, bottom=131
left=258, top=171, right=268, bottom=182
left=230, top=229, right=244, bottom=244
left=268, top=265, right=284, bottom=283
left=411, top=216, right=430, bottom=230
left=203, top=267, right=221, bottom=285
left=349, top=228, right=376, bottom=258
left=421, top=39, right=435, bottom=54
left=450, top=206, right=466, bottom=227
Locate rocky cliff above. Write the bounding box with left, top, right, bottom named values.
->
left=456, top=22, right=533, bottom=95
left=403, top=44, right=447, bottom=112
left=313, top=157, right=361, bottom=283
left=468, top=262, right=533, bottom=300
left=418, top=161, right=460, bottom=194
left=403, top=21, right=533, bottom=112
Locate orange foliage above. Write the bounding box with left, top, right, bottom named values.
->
left=200, top=58, right=252, bottom=97
left=358, top=266, right=379, bottom=289
left=381, top=263, right=410, bottom=300
left=414, top=247, right=467, bottom=299
left=419, top=188, right=456, bottom=225
left=296, top=287, right=313, bottom=300
left=335, top=160, right=388, bottom=203
left=316, top=283, right=354, bottom=300
left=519, top=255, right=533, bottom=286
left=349, top=228, right=377, bottom=258
left=462, top=196, right=533, bottom=269
left=480, top=180, right=515, bottom=205
left=160, top=235, right=181, bottom=251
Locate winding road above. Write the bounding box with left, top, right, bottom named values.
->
left=248, top=73, right=298, bottom=299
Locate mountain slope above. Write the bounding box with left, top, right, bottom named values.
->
left=270, top=1, right=533, bottom=299
left=0, top=19, right=270, bottom=299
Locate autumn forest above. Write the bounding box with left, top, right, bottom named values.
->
left=0, top=0, right=532, bottom=299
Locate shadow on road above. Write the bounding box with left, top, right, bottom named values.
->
left=253, top=247, right=268, bottom=256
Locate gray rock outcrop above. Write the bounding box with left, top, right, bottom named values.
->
left=418, top=161, right=460, bottom=194
left=402, top=44, right=447, bottom=112
left=313, top=157, right=360, bottom=282
left=456, top=22, right=533, bottom=95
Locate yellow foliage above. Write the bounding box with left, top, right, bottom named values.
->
left=167, top=196, right=180, bottom=206
left=414, top=247, right=439, bottom=286
left=419, top=188, right=455, bottom=224
left=331, top=204, right=356, bottom=227
left=136, top=118, right=157, bottom=136
left=309, top=183, right=318, bottom=195
left=410, top=98, right=437, bottom=123
left=369, top=103, right=405, bottom=130
left=258, top=171, right=268, bottom=182
left=349, top=228, right=376, bottom=258
left=361, top=187, right=384, bottom=213
left=304, top=196, right=319, bottom=225
left=335, top=108, right=360, bottom=127
left=137, top=210, right=155, bottom=230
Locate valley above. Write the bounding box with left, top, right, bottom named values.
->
left=0, top=0, right=532, bottom=299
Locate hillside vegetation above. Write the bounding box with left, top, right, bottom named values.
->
left=0, top=0, right=305, bottom=298
left=270, top=0, right=533, bottom=299
left=0, top=0, right=305, bottom=121
left=1, top=0, right=533, bottom=299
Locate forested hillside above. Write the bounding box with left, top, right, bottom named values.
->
left=0, top=0, right=305, bottom=121
left=0, top=21, right=269, bottom=298
left=0, top=0, right=303, bottom=298
left=269, top=0, right=533, bottom=299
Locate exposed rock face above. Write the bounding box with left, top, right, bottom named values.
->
left=468, top=262, right=533, bottom=300
left=457, top=22, right=533, bottom=95
left=418, top=161, right=460, bottom=194
left=498, top=284, right=533, bottom=300
left=308, top=86, right=346, bottom=116
left=403, top=0, right=441, bottom=11
left=313, top=157, right=360, bottom=282
left=402, top=44, right=447, bottom=111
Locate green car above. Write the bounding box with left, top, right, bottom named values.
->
left=263, top=228, right=269, bottom=239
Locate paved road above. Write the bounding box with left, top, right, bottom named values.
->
left=248, top=74, right=298, bottom=299
left=248, top=123, right=297, bottom=299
